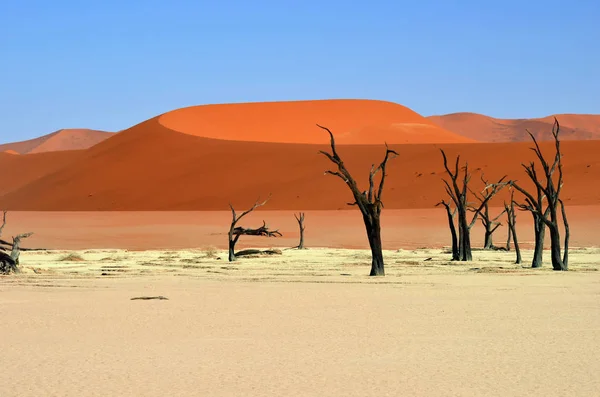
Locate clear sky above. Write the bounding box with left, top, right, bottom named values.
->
left=1, top=0, right=599, bottom=142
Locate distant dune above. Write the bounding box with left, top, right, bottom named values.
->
left=0, top=116, right=597, bottom=211
left=158, top=99, right=475, bottom=144
left=0, top=129, right=114, bottom=154
left=428, top=112, right=600, bottom=142
left=0, top=100, right=597, bottom=211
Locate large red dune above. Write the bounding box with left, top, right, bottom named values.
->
left=158, top=99, right=476, bottom=144
left=0, top=128, right=113, bottom=154
left=428, top=112, right=600, bottom=142
left=0, top=111, right=598, bottom=211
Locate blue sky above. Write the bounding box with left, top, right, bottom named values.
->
left=1, top=0, right=599, bottom=142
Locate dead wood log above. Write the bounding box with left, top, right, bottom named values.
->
left=0, top=232, right=33, bottom=274
left=318, top=124, right=397, bottom=276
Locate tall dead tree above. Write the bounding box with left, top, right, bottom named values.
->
left=318, top=124, right=397, bottom=276
left=503, top=190, right=522, bottom=264
left=436, top=200, right=459, bottom=260
left=469, top=174, right=508, bottom=250
left=440, top=150, right=507, bottom=261
left=228, top=196, right=282, bottom=262
left=294, top=212, right=306, bottom=249
left=510, top=118, right=569, bottom=271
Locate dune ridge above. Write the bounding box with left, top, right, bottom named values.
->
left=158, top=99, right=476, bottom=144
left=0, top=128, right=114, bottom=154
left=428, top=112, right=600, bottom=142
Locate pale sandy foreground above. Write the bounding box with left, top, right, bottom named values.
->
left=2, top=247, right=600, bottom=396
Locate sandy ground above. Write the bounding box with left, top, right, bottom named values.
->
left=4, top=206, right=600, bottom=251
left=2, top=247, right=599, bottom=396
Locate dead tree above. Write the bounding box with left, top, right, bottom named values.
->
left=228, top=196, right=282, bottom=262
left=436, top=200, right=459, bottom=260
left=504, top=190, right=522, bottom=264
left=318, top=124, right=397, bottom=276
left=440, top=150, right=507, bottom=261
left=0, top=232, right=33, bottom=274
left=469, top=174, right=507, bottom=250
left=510, top=118, right=569, bottom=271
left=294, top=212, right=306, bottom=249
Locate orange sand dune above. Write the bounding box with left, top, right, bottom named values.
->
left=158, top=99, right=476, bottom=144
left=428, top=112, right=600, bottom=142
left=0, top=150, right=84, bottom=197
left=0, top=128, right=113, bottom=154
left=2, top=149, right=19, bottom=155
left=0, top=115, right=598, bottom=211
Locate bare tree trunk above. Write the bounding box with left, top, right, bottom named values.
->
left=503, top=194, right=521, bottom=264
left=436, top=201, right=458, bottom=260
left=531, top=212, right=546, bottom=268
left=458, top=208, right=472, bottom=261
left=560, top=198, right=569, bottom=269
left=294, top=213, right=306, bottom=249
left=365, top=215, right=384, bottom=276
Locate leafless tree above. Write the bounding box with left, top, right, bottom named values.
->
left=294, top=212, right=306, bottom=249
left=440, top=150, right=507, bottom=261
left=503, top=190, right=522, bottom=264
left=436, top=200, right=459, bottom=260
left=228, top=196, right=282, bottom=262
left=510, top=118, right=569, bottom=270
left=318, top=124, right=397, bottom=276
left=469, top=174, right=508, bottom=250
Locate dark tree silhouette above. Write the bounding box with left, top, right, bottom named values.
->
left=504, top=190, right=522, bottom=264
left=318, top=124, right=397, bottom=276
left=439, top=150, right=507, bottom=261
left=510, top=118, right=569, bottom=271
left=469, top=174, right=507, bottom=250
left=294, top=212, right=306, bottom=249
left=228, top=196, right=282, bottom=262
left=436, top=200, right=459, bottom=260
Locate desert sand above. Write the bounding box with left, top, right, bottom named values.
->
left=2, top=247, right=599, bottom=397
left=428, top=112, right=600, bottom=142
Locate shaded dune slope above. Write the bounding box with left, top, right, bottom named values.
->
left=0, top=129, right=113, bottom=154
left=159, top=99, right=475, bottom=144
left=0, top=116, right=598, bottom=211
left=428, top=113, right=600, bottom=142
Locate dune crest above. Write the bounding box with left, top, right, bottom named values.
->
left=428, top=112, right=600, bottom=142
left=2, top=149, right=19, bottom=155
left=0, top=129, right=114, bottom=154
left=158, top=99, right=475, bottom=144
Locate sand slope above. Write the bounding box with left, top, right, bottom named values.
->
left=0, top=128, right=113, bottom=154
left=159, top=99, right=476, bottom=144
left=428, top=112, right=600, bottom=142
left=0, top=115, right=598, bottom=210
